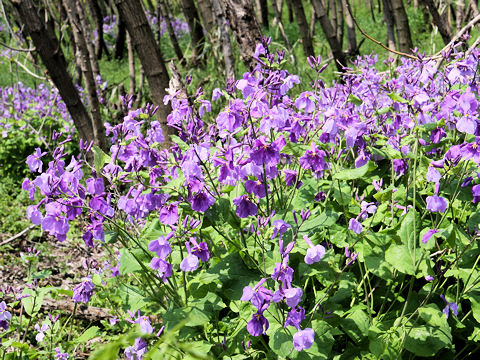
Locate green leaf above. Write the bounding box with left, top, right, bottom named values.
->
left=281, top=142, right=309, bottom=157
left=93, top=145, right=109, bottom=174
left=388, top=92, right=409, bottom=104
left=340, top=307, right=370, bottom=343
left=333, top=162, right=376, bottom=181
left=398, top=210, right=418, bottom=247
left=171, top=135, right=190, bottom=151
left=76, top=326, right=100, bottom=343
left=404, top=324, right=451, bottom=357
left=269, top=325, right=294, bottom=358
left=385, top=244, right=415, bottom=275
left=21, top=288, right=44, bottom=316
left=348, top=94, right=363, bottom=105
left=300, top=208, right=339, bottom=234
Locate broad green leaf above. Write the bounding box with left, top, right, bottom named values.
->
left=340, top=307, right=370, bottom=344
left=281, top=142, right=309, bottom=157
left=333, top=162, right=376, bottom=181
left=348, top=94, right=363, bottom=105
left=388, top=92, right=409, bottom=104
left=76, top=326, right=100, bottom=343
left=385, top=244, right=415, bottom=275
left=404, top=324, right=451, bottom=357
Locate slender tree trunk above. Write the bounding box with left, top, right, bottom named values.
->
left=212, top=0, right=235, bottom=80
left=74, top=0, right=100, bottom=81
left=222, top=0, right=264, bottom=71
left=329, top=0, right=338, bottom=39
left=197, top=0, right=216, bottom=33
left=180, top=0, right=205, bottom=64
left=455, top=0, right=464, bottom=32
left=292, top=0, right=315, bottom=57
left=255, top=0, right=269, bottom=28
left=336, top=0, right=344, bottom=48
left=87, top=0, right=109, bottom=59
left=271, top=0, right=291, bottom=48
left=390, top=0, right=413, bottom=53
left=114, top=0, right=174, bottom=143
left=114, top=17, right=126, bottom=59
left=421, top=0, right=453, bottom=45
left=159, top=0, right=185, bottom=65
left=343, top=0, right=357, bottom=54
left=127, top=33, right=135, bottom=96
left=286, top=0, right=294, bottom=23
left=11, top=0, right=96, bottom=145
left=383, top=0, right=397, bottom=50
left=311, top=0, right=347, bottom=72
left=64, top=0, right=106, bottom=151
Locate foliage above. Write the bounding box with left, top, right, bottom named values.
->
left=2, top=38, right=480, bottom=360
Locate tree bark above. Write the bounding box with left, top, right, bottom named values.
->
left=212, top=0, right=235, bottom=80
left=11, top=0, right=96, bottom=145
left=86, top=0, right=109, bottom=59
left=286, top=0, right=294, bottom=23
left=311, top=0, right=347, bottom=72
left=64, top=0, right=106, bottom=151
left=255, top=0, right=269, bottom=28
left=127, top=33, right=135, bottom=96
left=455, top=0, right=464, bottom=33
left=222, top=0, right=264, bottom=71
left=159, top=0, right=185, bottom=65
left=74, top=0, right=100, bottom=81
left=114, top=16, right=126, bottom=59
left=343, top=0, right=357, bottom=54
left=336, top=0, right=344, bottom=48
left=390, top=0, right=413, bottom=53
left=292, top=0, right=315, bottom=57
left=421, top=0, right=453, bottom=45
left=114, top=0, right=174, bottom=143
left=197, top=0, right=216, bottom=33
left=383, top=0, right=397, bottom=50
left=180, top=0, right=205, bottom=64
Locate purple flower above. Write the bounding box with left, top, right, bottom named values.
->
left=0, top=301, right=12, bottom=330
left=250, top=136, right=285, bottom=167
left=27, top=205, right=43, bottom=225
left=86, top=178, right=105, bottom=195
left=241, top=278, right=273, bottom=311
left=73, top=277, right=95, bottom=303
left=233, top=195, right=258, bottom=218
left=271, top=257, right=294, bottom=288
left=349, top=218, right=363, bottom=234
left=427, top=166, right=441, bottom=183
left=426, top=195, right=448, bottom=213
left=283, top=169, right=298, bottom=187
left=284, top=287, right=303, bottom=308
left=148, top=234, right=172, bottom=259
left=42, top=202, right=69, bottom=242
left=472, top=184, right=480, bottom=203
left=247, top=311, right=269, bottom=336
left=299, top=143, right=328, bottom=174
left=272, top=220, right=291, bottom=239
left=190, top=190, right=214, bottom=212
left=188, top=237, right=210, bottom=262
left=136, top=315, right=154, bottom=334
left=159, top=202, right=179, bottom=225
left=422, top=228, right=439, bottom=244
left=284, top=306, right=305, bottom=329
left=124, top=338, right=148, bottom=360
left=35, top=323, right=49, bottom=342
left=54, top=348, right=69, bottom=360
left=180, top=255, right=199, bottom=272
left=150, top=257, right=172, bottom=282
left=440, top=294, right=458, bottom=319
left=245, top=179, right=268, bottom=198
left=295, top=92, right=316, bottom=113
left=293, top=328, right=315, bottom=351
left=392, top=159, right=408, bottom=176
left=303, top=235, right=326, bottom=264
left=26, top=148, right=46, bottom=173
left=425, top=275, right=434, bottom=282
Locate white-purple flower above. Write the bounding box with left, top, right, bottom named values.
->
left=303, top=235, right=326, bottom=265
left=293, top=328, right=315, bottom=351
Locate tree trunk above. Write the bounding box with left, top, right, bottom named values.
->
left=212, top=0, right=235, bottom=80
left=311, top=0, right=347, bottom=72
left=74, top=0, right=100, bottom=81
left=180, top=0, right=205, bottom=64
left=383, top=0, right=397, bottom=50
left=197, top=0, right=216, bottom=33
left=343, top=0, right=357, bottom=54
left=329, top=0, right=338, bottom=39
left=286, top=0, right=294, bottom=23
left=114, top=0, right=174, bottom=143
left=292, top=0, right=315, bottom=57
left=390, top=0, right=413, bottom=53
left=114, top=17, right=126, bottom=59
left=336, top=0, right=344, bottom=48
left=421, top=0, right=453, bottom=45
left=222, top=0, right=264, bottom=71
left=127, top=33, right=135, bottom=96
left=159, top=0, right=185, bottom=65
left=86, top=0, right=109, bottom=59
left=64, top=0, right=106, bottom=151
left=11, top=0, right=96, bottom=145
left=255, top=0, right=269, bottom=28
left=455, top=0, right=464, bottom=33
